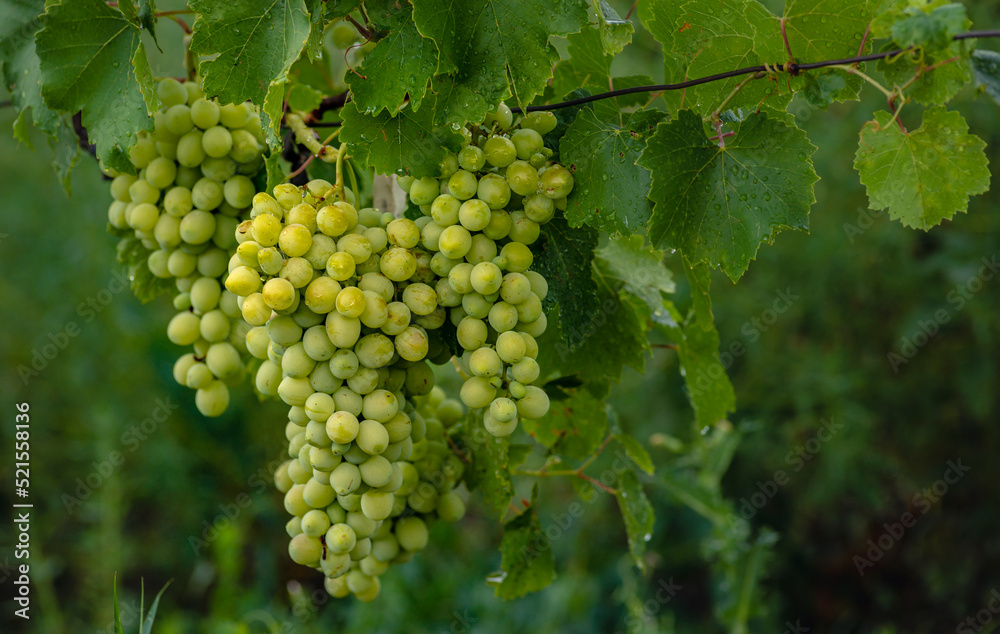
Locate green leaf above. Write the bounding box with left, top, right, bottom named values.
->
left=549, top=26, right=610, bottom=106
left=890, top=2, right=967, bottom=51
left=113, top=574, right=124, bottom=634
left=340, top=101, right=463, bottom=177
left=138, top=0, right=158, bottom=47
left=855, top=107, right=990, bottom=230
left=615, top=433, right=655, bottom=475
left=50, top=117, right=82, bottom=195
left=305, top=0, right=326, bottom=60
left=616, top=470, right=654, bottom=570
left=640, top=109, right=817, bottom=281
left=132, top=41, right=160, bottom=114
left=800, top=71, right=847, bottom=109
left=531, top=215, right=600, bottom=349
left=595, top=0, right=633, bottom=55
left=286, top=81, right=324, bottom=112
left=117, top=0, right=140, bottom=27
left=115, top=236, right=173, bottom=302
left=522, top=388, right=608, bottom=461
left=560, top=108, right=665, bottom=234
left=495, top=508, right=556, bottom=599
left=261, top=80, right=286, bottom=150
left=457, top=419, right=514, bottom=520
left=594, top=235, right=675, bottom=324
left=780, top=0, right=876, bottom=62
left=507, top=443, right=534, bottom=470
left=36, top=0, right=152, bottom=174
left=189, top=0, right=311, bottom=106
left=411, top=0, right=590, bottom=125
left=348, top=0, right=438, bottom=115
left=973, top=49, right=1000, bottom=105
left=140, top=580, right=171, bottom=634
left=1, top=0, right=59, bottom=138
left=265, top=152, right=286, bottom=194
left=326, top=0, right=360, bottom=19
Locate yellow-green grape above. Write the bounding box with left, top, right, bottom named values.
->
left=287, top=203, right=319, bottom=233
left=356, top=333, right=395, bottom=369
left=301, top=509, right=331, bottom=538
left=508, top=211, right=540, bottom=245
left=145, top=157, right=177, bottom=189
left=223, top=175, right=255, bottom=208
left=408, top=176, right=439, bottom=206
left=447, top=170, right=478, bottom=201
left=164, top=104, right=193, bottom=136
left=195, top=380, right=230, bottom=417
left=484, top=103, right=513, bottom=130
left=496, top=330, right=527, bottom=363
left=498, top=272, right=531, bottom=305
left=445, top=263, right=471, bottom=295
left=458, top=145, right=486, bottom=172
left=128, top=179, right=160, bottom=205
left=507, top=381, right=527, bottom=400
left=359, top=272, right=394, bottom=302
left=510, top=128, right=545, bottom=161
left=190, top=98, right=220, bottom=129
left=431, top=195, right=461, bottom=226
left=186, top=363, right=213, bottom=389
left=326, top=251, right=356, bottom=281
left=111, top=174, right=137, bottom=201
left=329, top=349, right=359, bottom=380
left=515, top=293, right=543, bottom=323
left=166, top=311, right=200, bottom=346
left=267, top=315, right=303, bottom=346
left=362, top=389, right=398, bottom=422
left=488, top=301, right=518, bottom=332
left=538, top=164, right=575, bottom=199
left=522, top=111, right=558, bottom=134
left=167, top=250, right=197, bottom=277
left=519, top=311, right=548, bottom=337
left=360, top=290, right=391, bottom=329
left=164, top=186, right=193, bottom=217
left=469, top=347, right=502, bottom=377
left=201, top=156, right=236, bottom=182
left=278, top=376, right=314, bottom=406
left=255, top=360, right=281, bottom=394
left=326, top=312, right=361, bottom=348
left=262, top=277, right=295, bottom=311
left=191, top=178, right=224, bottom=210
left=333, top=286, right=365, bottom=318
left=199, top=309, right=230, bottom=341
left=338, top=233, right=373, bottom=263
left=460, top=376, right=496, bottom=409
left=281, top=342, right=316, bottom=378
left=327, top=411, right=360, bottom=445
left=240, top=292, right=270, bottom=326
left=157, top=78, right=188, bottom=108
left=179, top=209, right=216, bottom=244
left=288, top=533, right=323, bottom=566
left=212, top=215, right=239, bottom=250
left=147, top=250, right=170, bottom=278
left=470, top=262, right=503, bottom=295
left=219, top=102, right=252, bottom=129
left=356, top=420, right=389, bottom=455
left=437, top=491, right=466, bottom=523
left=229, top=129, right=261, bottom=163
left=252, top=212, right=282, bottom=246
left=379, top=247, right=417, bottom=282
left=456, top=316, right=487, bottom=351
left=302, top=479, right=337, bottom=508
left=382, top=219, right=417, bottom=250
left=484, top=136, right=516, bottom=168
left=455, top=199, right=488, bottom=232
left=173, top=353, right=198, bottom=385
left=395, top=326, right=429, bottom=362
left=382, top=302, right=411, bottom=336
left=500, top=241, right=533, bottom=272
left=516, top=385, right=550, bottom=420
left=490, top=397, right=517, bottom=423
left=395, top=516, right=429, bottom=551
left=129, top=135, right=157, bottom=169
left=359, top=455, right=393, bottom=489
left=175, top=130, right=206, bottom=168
left=327, top=522, right=358, bottom=556
left=524, top=194, right=555, bottom=223
left=484, top=409, right=518, bottom=437
left=438, top=224, right=473, bottom=260
left=505, top=160, right=538, bottom=197
left=510, top=357, right=540, bottom=383
left=461, top=293, right=491, bottom=320
left=476, top=173, right=511, bottom=210
left=245, top=326, right=270, bottom=359
left=304, top=277, right=341, bottom=314
left=401, top=283, right=437, bottom=316
left=128, top=202, right=159, bottom=232
left=305, top=234, right=337, bottom=269
left=360, top=490, right=394, bottom=522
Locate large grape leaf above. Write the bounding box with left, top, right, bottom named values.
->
left=0, top=0, right=59, bottom=142
left=639, top=109, right=818, bottom=281
left=595, top=235, right=675, bottom=325
left=595, top=0, right=632, bottom=55
left=35, top=0, right=152, bottom=174
left=495, top=507, right=556, bottom=599
left=531, top=216, right=600, bottom=349
left=521, top=388, right=608, bottom=461
left=348, top=0, right=438, bottom=115
left=189, top=0, right=311, bottom=106
left=973, top=49, right=1000, bottom=105
left=854, top=107, right=990, bottom=230
left=890, top=1, right=967, bottom=52
left=339, top=101, right=463, bottom=178
left=616, top=470, right=654, bottom=571
left=560, top=108, right=665, bottom=234
left=456, top=418, right=514, bottom=521
left=411, top=0, right=590, bottom=125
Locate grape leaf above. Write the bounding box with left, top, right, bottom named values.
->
left=595, top=0, right=633, bottom=55
left=50, top=117, right=82, bottom=195
left=326, top=0, right=360, bottom=18
left=189, top=0, right=311, bottom=106
left=560, top=108, right=665, bottom=234
left=138, top=0, right=158, bottom=47
left=780, top=0, right=875, bottom=62
left=890, top=2, right=967, bottom=51
left=132, top=42, right=160, bottom=114
left=339, top=101, right=463, bottom=178
left=456, top=420, right=514, bottom=520
left=854, top=107, right=990, bottom=230
left=114, top=235, right=173, bottom=302
left=614, top=433, right=655, bottom=475
left=117, top=0, right=139, bottom=27
left=261, top=80, right=286, bottom=150
left=521, top=388, right=607, bottom=461
left=616, top=470, right=654, bottom=570
left=595, top=235, right=675, bottom=325
left=36, top=0, right=153, bottom=174
left=549, top=25, right=611, bottom=102
left=411, top=0, right=590, bottom=125
left=0, top=0, right=59, bottom=140
left=495, top=507, right=556, bottom=599
left=286, top=82, right=324, bottom=112
left=973, top=49, right=1000, bottom=105
left=531, top=215, right=599, bottom=349
left=348, top=0, right=438, bottom=115
left=800, top=71, right=847, bottom=109
left=304, top=0, right=325, bottom=60
left=639, top=109, right=817, bottom=281
left=265, top=151, right=287, bottom=197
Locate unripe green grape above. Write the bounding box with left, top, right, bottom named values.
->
left=362, top=389, right=398, bottom=423
left=199, top=309, right=230, bottom=342
left=456, top=317, right=487, bottom=351
left=538, top=163, right=575, bottom=198
left=356, top=333, right=395, bottom=369
left=164, top=104, right=194, bottom=135
left=461, top=292, right=491, bottom=320
left=282, top=342, right=316, bottom=378
left=437, top=491, right=466, bottom=523
left=438, top=151, right=459, bottom=178
left=173, top=353, right=198, bottom=386
left=438, top=224, right=472, bottom=260
left=458, top=145, right=486, bottom=172
left=186, top=363, right=213, bottom=389
left=228, top=128, right=261, bottom=163
left=331, top=21, right=359, bottom=48
left=460, top=376, right=497, bottom=409
left=326, top=312, right=361, bottom=348
left=157, top=78, right=188, bottom=108
left=287, top=458, right=311, bottom=484
left=476, top=173, right=511, bottom=210
left=496, top=272, right=529, bottom=305
left=355, top=273, right=392, bottom=302
left=511, top=128, right=544, bottom=160
left=176, top=130, right=206, bottom=168
left=522, top=111, right=557, bottom=134
left=356, top=420, right=389, bottom=455
left=301, top=509, right=331, bottom=537
left=287, top=203, right=319, bottom=233
left=359, top=228, right=386, bottom=255
left=470, top=346, right=502, bottom=377
left=305, top=419, right=332, bottom=449
left=488, top=301, right=518, bottom=332
left=283, top=483, right=309, bottom=516
left=515, top=292, right=543, bottom=324
left=303, top=477, right=337, bottom=508
left=162, top=186, right=192, bottom=217
left=445, top=260, right=474, bottom=292
left=516, top=385, right=550, bottom=420
left=400, top=283, right=436, bottom=316
left=245, top=326, right=270, bottom=359
left=496, top=330, right=528, bottom=363
left=408, top=176, right=439, bottom=206
left=338, top=492, right=362, bottom=512
left=275, top=463, right=294, bottom=495
left=197, top=249, right=228, bottom=279
left=305, top=234, right=337, bottom=269
left=484, top=136, right=517, bottom=168
left=338, top=233, right=373, bottom=263
left=328, top=349, right=359, bottom=380
left=190, top=98, right=220, bottom=129
left=155, top=137, right=178, bottom=161
left=404, top=360, right=434, bottom=396
left=145, top=157, right=177, bottom=190
left=191, top=178, right=224, bottom=211
left=196, top=380, right=230, bottom=417
left=278, top=376, right=314, bottom=406
left=153, top=214, right=181, bottom=248
left=219, top=102, right=252, bottom=128
left=395, top=516, right=429, bottom=551
left=505, top=160, right=538, bottom=196
left=179, top=210, right=216, bottom=245
left=111, top=174, right=137, bottom=202
left=212, top=215, right=239, bottom=251
left=255, top=360, right=281, bottom=395
left=327, top=411, right=360, bottom=445
left=311, top=446, right=342, bottom=472
left=167, top=311, right=200, bottom=345
left=358, top=490, right=393, bottom=522
left=223, top=175, right=255, bottom=209
left=470, top=262, right=503, bottom=295
left=128, top=178, right=159, bottom=205
left=300, top=325, right=334, bottom=362
left=509, top=355, right=539, bottom=383
left=288, top=533, right=323, bottom=567
left=490, top=396, right=518, bottom=423
left=523, top=194, right=554, bottom=224
left=484, top=103, right=513, bottom=130
left=484, top=409, right=518, bottom=437
left=129, top=135, right=157, bottom=169
left=508, top=380, right=527, bottom=400
left=172, top=291, right=192, bottom=311
left=359, top=455, right=393, bottom=489
left=447, top=169, right=478, bottom=200
left=382, top=302, right=411, bottom=336
left=519, top=310, right=547, bottom=337
left=500, top=241, right=533, bottom=272
left=419, top=223, right=445, bottom=253
left=310, top=362, right=342, bottom=394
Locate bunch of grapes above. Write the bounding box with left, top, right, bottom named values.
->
left=227, top=180, right=469, bottom=600
left=397, top=107, right=566, bottom=438
left=105, top=78, right=266, bottom=416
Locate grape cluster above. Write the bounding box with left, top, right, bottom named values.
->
left=397, top=107, right=566, bottom=438
left=105, top=78, right=265, bottom=416
left=227, top=180, right=469, bottom=600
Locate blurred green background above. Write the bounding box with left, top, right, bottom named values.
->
left=3, top=2, right=1000, bottom=633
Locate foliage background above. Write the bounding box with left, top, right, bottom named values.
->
left=2, top=1, right=1000, bottom=632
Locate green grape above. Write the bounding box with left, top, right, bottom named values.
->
left=326, top=312, right=361, bottom=348
left=196, top=380, right=230, bottom=417
left=219, top=102, right=252, bottom=128
left=379, top=247, right=417, bottom=282
left=303, top=325, right=336, bottom=361
left=476, top=173, right=510, bottom=210
left=401, top=283, right=437, bottom=316
left=190, top=98, right=221, bottom=129
left=301, top=509, right=331, bottom=537
left=446, top=170, right=478, bottom=200
left=490, top=397, right=517, bottom=422
left=162, top=187, right=192, bottom=217
left=288, top=533, right=323, bottom=567
left=310, top=362, right=342, bottom=394
left=332, top=286, right=364, bottom=319
left=325, top=251, right=356, bottom=281
left=356, top=420, right=389, bottom=455
left=470, top=262, right=503, bottom=295
left=255, top=360, right=281, bottom=395
left=430, top=195, right=461, bottom=226
left=505, top=160, right=538, bottom=196
left=496, top=330, right=527, bottom=363
left=110, top=174, right=137, bottom=202
left=186, top=362, right=213, bottom=389
left=522, top=111, right=557, bottom=134
left=515, top=292, right=543, bottom=324
left=394, top=326, right=429, bottom=362
left=128, top=180, right=160, bottom=205
left=167, top=311, right=200, bottom=345
left=358, top=273, right=394, bottom=302
left=363, top=227, right=388, bottom=254
left=199, top=249, right=230, bottom=278
left=508, top=211, right=540, bottom=245
left=224, top=175, right=255, bottom=209
left=303, top=478, right=337, bottom=508
left=338, top=233, right=373, bottom=264
left=288, top=203, right=319, bottom=233
left=279, top=257, right=313, bottom=292
left=287, top=458, right=311, bottom=483
left=179, top=210, right=216, bottom=244
left=327, top=522, right=358, bottom=555
left=484, top=410, right=517, bottom=437
left=191, top=178, right=224, bottom=211
left=278, top=376, right=314, bottom=406
left=438, top=224, right=472, bottom=260
left=498, top=272, right=530, bottom=305
left=282, top=342, right=317, bottom=378
left=240, top=292, right=270, bottom=326
left=327, top=411, right=361, bottom=445
left=359, top=455, right=393, bottom=488
left=229, top=129, right=261, bottom=163
left=260, top=277, right=294, bottom=311
left=168, top=251, right=199, bottom=280
left=395, top=516, right=429, bottom=551
left=245, top=326, right=270, bottom=359
left=511, top=128, right=544, bottom=160
left=510, top=357, right=540, bottom=384
left=456, top=317, right=487, bottom=351
left=516, top=385, right=550, bottom=419
left=329, top=349, right=359, bottom=380
left=484, top=136, right=516, bottom=168
left=362, top=389, right=399, bottom=423
left=355, top=333, right=395, bottom=370
left=173, top=353, right=198, bottom=385
left=437, top=491, right=466, bottom=523
left=360, top=491, right=394, bottom=522
left=484, top=103, right=513, bottom=130
left=519, top=311, right=547, bottom=337
left=199, top=309, right=230, bottom=341
left=500, top=241, right=533, bottom=272
left=249, top=213, right=280, bottom=247
left=469, top=347, right=502, bottom=377
left=538, top=164, right=575, bottom=199
left=153, top=214, right=181, bottom=248
left=523, top=194, right=554, bottom=223
left=460, top=376, right=497, bottom=408
left=382, top=302, right=411, bottom=336
left=129, top=135, right=158, bottom=168
left=145, top=157, right=177, bottom=189
left=430, top=253, right=460, bottom=280
left=157, top=78, right=188, bottom=108
left=164, top=104, right=194, bottom=136
left=458, top=145, right=486, bottom=172
left=205, top=341, right=240, bottom=377
left=439, top=152, right=459, bottom=178
left=461, top=293, right=491, bottom=320
left=176, top=130, right=206, bottom=168
left=488, top=301, right=518, bottom=332
left=408, top=177, right=439, bottom=206
left=332, top=21, right=359, bottom=48
left=446, top=263, right=473, bottom=295
left=172, top=290, right=191, bottom=311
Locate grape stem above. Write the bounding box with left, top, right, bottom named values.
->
left=345, top=14, right=373, bottom=41
left=515, top=435, right=618, bottom=495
